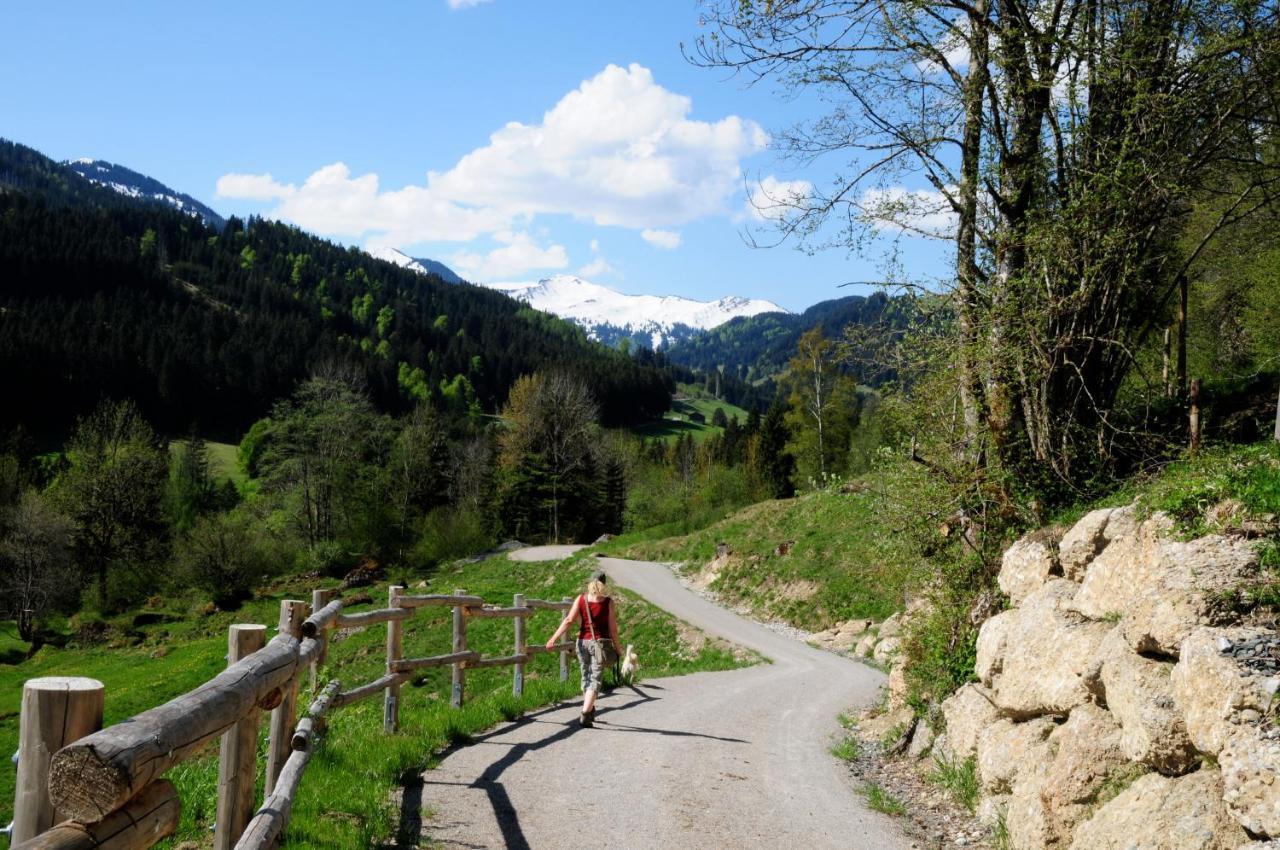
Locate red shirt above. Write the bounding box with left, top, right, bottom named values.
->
left=577, top=596, right=611, bottom=640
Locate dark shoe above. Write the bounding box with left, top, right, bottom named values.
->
left=579, top=710, right=593, bottom=728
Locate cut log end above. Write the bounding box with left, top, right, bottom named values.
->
left=47, top=745, right=133, bottom=824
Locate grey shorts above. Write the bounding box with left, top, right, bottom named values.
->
left=576, top=638, right=604, bottom=693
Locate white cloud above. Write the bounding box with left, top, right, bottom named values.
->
left=215, top=63, right=767, bottom=251
left=215, top=173, right=295, bottom=201
left=589, top=239, right=600, bottom=252
left=858, top=186, right=957, bottom=238
left=640, top=228, right=681, bottom=250
left=429, top=63, right=767, bottom=228
left=577, top=256, right=617, bottom=278
left=447, top=0, right=492, bottom=7
left=448, top=231, right=568, bottom=280
left=746, top=175, right=813, bottom=222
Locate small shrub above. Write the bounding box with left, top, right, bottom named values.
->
left=861, top=782, right=906, bottom=816
left=928, top=754, right=979, bottom=813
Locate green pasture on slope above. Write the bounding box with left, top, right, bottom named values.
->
left=630, top=395, right=751, bottom=443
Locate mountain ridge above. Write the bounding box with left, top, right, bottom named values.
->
left=65, top=158, right=226, bottom=229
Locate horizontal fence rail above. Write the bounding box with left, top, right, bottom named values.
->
left=11, top=583, right=578, bottom=850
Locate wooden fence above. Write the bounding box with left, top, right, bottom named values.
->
left=7, top=584, right=575, bottom=850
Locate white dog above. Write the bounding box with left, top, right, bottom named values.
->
left=619, top=644, right=640, bottom=684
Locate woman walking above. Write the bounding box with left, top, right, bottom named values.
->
left=545, top=570, right=620, bottom=727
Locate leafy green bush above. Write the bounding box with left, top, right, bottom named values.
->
left=178, top=510, right=289, bottom=607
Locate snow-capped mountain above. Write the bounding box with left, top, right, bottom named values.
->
left=65, top=158, right=225, bottom=229
left=485, top=275, right=788, bottom=348
left=365, top=246, right=464, bottom=284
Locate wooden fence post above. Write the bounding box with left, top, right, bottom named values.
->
left=213, top=624, right=266, bottom=850
left=559, top=597, right=570, bottom=683
left=513, top=594, right=526, bottom=697
left=451, top=589, right=467, bottom=708
left=266, top=601, right=306, bottom=797
left=310, top=588, right=337, bottom=693
left=384, top=585, right=405, bottom=733
left=11, top=677, right=104, bottom=843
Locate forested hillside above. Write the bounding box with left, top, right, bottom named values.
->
left=666, top=291, right=907, bottom=386
left=0, top=140, right=674, bottom=439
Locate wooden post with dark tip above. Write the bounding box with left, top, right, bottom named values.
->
left=309, top=588, right=337, bottom=693
left=384, top=585, right=405, bottom=733
left=266, top=601, right=306, bottom=796
left=451, top=589, right=467, bottom=708
left=213, top=624, right=266, bottom=850
left=11, top=677, right=104, bottom=844
left=559, top=597, right=571, bottom=682
left=513, top=594, right=526, bottom=697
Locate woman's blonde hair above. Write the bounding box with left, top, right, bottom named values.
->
left=586, top=578, right=609, bottom=598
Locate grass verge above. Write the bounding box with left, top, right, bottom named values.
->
left=861, top=782, right=906, bottom=816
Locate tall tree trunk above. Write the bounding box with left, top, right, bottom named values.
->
left=955, top=0, right=990, bottom=458
left=1176, top=274, right=1189, bottom=396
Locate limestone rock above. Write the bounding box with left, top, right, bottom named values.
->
left=976, top=716, right=1056, bottom=794
left=1098, top=642, right=1196, bottom=774
left=854, top=633, right=877, bottom=658
left=1220, top=725, right=1280, bottom=837
left=975, top=794, right=1010, bottom=829
left=999, top=533, right=1060, bottom=606
left=1058, top=507, right=1118, bottom=580
left=1068, top=770, right=1247, bottom=850
left=941, top=683, right=1002, bottom=761
left=872, top=636, right=902, bottom=665
left=887, top=664, right=909, bottom=710
left=808, top=618, right=875, bottom=652
left=1040, top=705, right=1128, bottom=835
left=1172, top=627, right=1278, bottom=756
left=976, top=610, right=1012, bottom=687
left=877, top=612, right=904, bottom=640
left=1007, top=760, right=1053, bottom=850
left=907, top=720, right=937, bottom=759
left=1007, top=704, right=1129, bottom=848
left=990, top=580, right=1112, bottom=719
left=1073, top=513, right=1258, bottom=656
left=1071, top=510, right=1171, bottom=620
left=857, top=704, right=915, bottom=745
left=1122, top=533, right=1260, bottom=655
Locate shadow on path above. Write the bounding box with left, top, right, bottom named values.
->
left=396, top=688, right=663, bottom=849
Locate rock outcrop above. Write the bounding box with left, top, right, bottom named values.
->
left=859, top=500, right=1275, bottom=849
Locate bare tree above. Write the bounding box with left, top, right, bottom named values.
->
left=1, top=491, right=75, bottom=643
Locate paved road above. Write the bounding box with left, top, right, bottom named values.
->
left=410, top=551, right=912, bottom=849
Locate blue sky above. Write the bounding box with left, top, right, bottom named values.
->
left=2, top=0, right=950, bottom=311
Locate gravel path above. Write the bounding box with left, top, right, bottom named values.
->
left=410, top=551, right=913, bottom=849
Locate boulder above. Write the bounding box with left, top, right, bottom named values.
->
left=1007, top=761, right=1054, bottom=850
left=990, top=580, right=1113, bottom=719
left=1098, top=641, right=1196, bottom=774
left=1171, top=627, right=1279, bottom=756
left=1073, top=514, right=1259, bottom=656
left=1068, top=770, right=1248, bottom=850
left=999, top=533, right=1060, bottom=606
left=976, top=716, right=1056, bottom=794
left=854, top=633, right=877, bottom=658
left=975, top=794, right=1010, bottom=829
left=976, top=610, right=1012, bottom=687
left=1039, top=705, right=1129, bottom=839
left=1007, top=704, right=1129, bottom=848
left=877, top=612, right=904, bottom=640
left=1220, top=725, right=1280, bottom=837
left=907, top=720, right=937, bottom=759
left=857, top=704, right=915, bottom=745
left=872, top=636, right=902, bottom=665
left=809, top=618, right=873, bottom=652
left=1058, top=507, right=1119, bottom=580
left=1071, top=511, right=1171, bottom=620
left=941, top=683, right=1002, bottom=761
